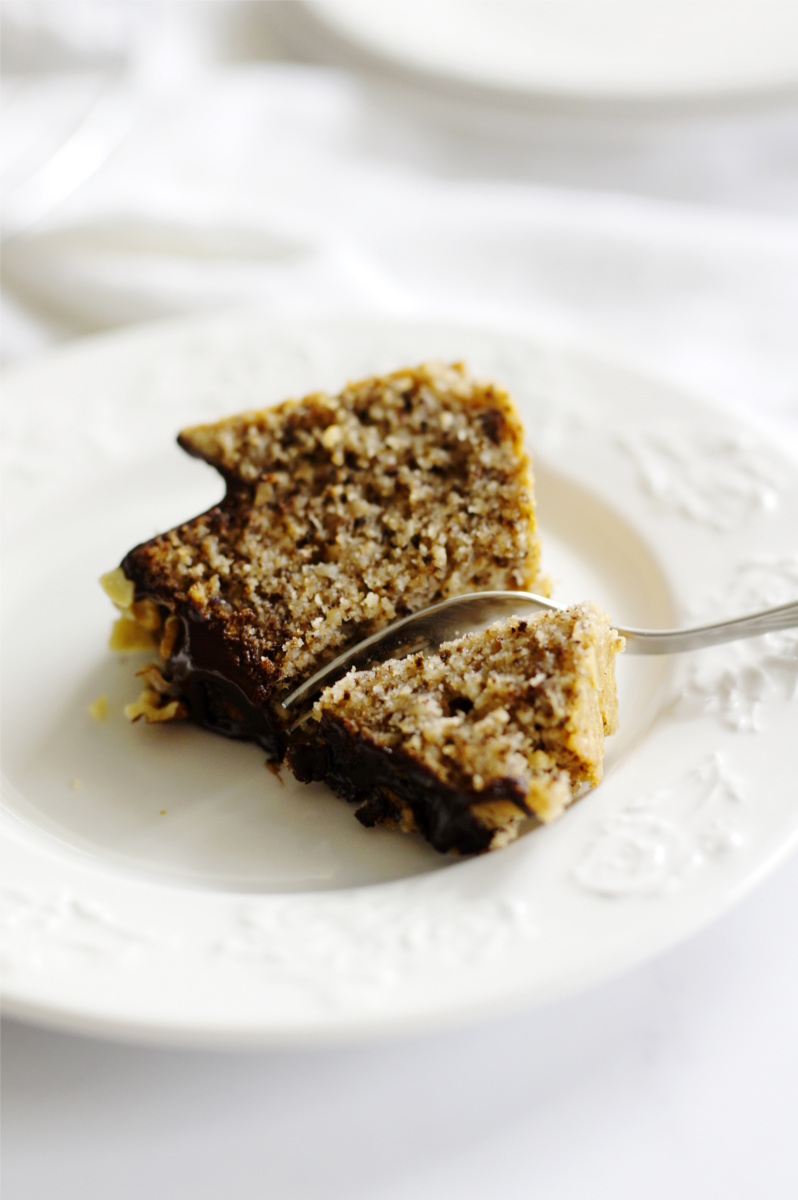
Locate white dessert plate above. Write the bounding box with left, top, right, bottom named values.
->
left=293, top=1, right=798, bottom=105
left=3, top=313, right=797, bottom=1046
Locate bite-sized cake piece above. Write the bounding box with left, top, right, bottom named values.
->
left=103, top=362, right=545, bottom=758
left=289, top=604, right=623, bottom=854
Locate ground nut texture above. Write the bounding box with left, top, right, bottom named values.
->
left=291, top=606, right=623, bottom=855
left=111, top=362, right=544, bottom=759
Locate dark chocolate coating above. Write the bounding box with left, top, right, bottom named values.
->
left=288, top=713, right=531, bottom=855
left=119, top=565, right=287, bottom=759
left=118, top=570, right=529, bottom=852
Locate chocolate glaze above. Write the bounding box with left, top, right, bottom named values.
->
left=169, top=657, right=285, bottom=760
left=172, top=619, right=286, bottom=759
left=128, top=600, right=285, bottom=759
left=288, top=714, right=531, bottom=855
left=120, top=574, right=529, bottom=853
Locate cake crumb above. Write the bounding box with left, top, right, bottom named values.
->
left=71, top=778, right=84, bottom=791
left=88, top=694, right=109, bottom=721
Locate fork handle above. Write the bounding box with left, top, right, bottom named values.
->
left=620, top=600, right=798, bottom=655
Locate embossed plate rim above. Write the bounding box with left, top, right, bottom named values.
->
left=2, top=311, right=798, bottom=1046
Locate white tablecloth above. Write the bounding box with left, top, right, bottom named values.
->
left=3, top=47, right=798, bottom=1200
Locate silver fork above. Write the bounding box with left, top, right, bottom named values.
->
left=282, top=591, right=798, bottom=712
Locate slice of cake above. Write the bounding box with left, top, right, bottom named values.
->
left=289, top=605, right=623, bottom=854
left=102, top=362, right=545, bottom=759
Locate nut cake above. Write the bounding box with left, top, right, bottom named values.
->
left=103, top=362, right=545, bottom=760
left=290, top=605, right=623, bottom=854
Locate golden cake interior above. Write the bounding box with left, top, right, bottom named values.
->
left=104, top=362, right=546, bottom=761
left=302, top=604, right=624, bottom=854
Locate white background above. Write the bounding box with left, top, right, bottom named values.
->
left=3, top=4, right=798, bottom=1197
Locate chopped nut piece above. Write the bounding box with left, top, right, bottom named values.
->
left=130, top=598, right=163, bottom=632
left=124, top=688, right=187, bottom=723
left=321, top=423, right=343, bottom=449
left=109, top=616, right=158, bottom=652
left=159, top=615, right=181, bottom=659
left=100, top=567, right=135, bottom=609
left=135, top=663, right=174, bottom=695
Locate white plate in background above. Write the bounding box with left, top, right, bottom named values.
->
left=296, top=1, right=798, bottom=105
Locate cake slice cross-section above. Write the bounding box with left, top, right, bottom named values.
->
left=103, top=362, right=545, bottom=759
left=290, top=604, right=624, bottom=854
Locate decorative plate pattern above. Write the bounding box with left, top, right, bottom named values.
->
left=0, top=887, right=170, bottom=974
left=573, top=754, right=744, bottom=898
left=216, top=892, right=536, bottom=1002
left=2, top=314, right=797, bottom=1046
left=675, top=556, right=798, bottom=731
left=617, top=428, right=786, bottom=531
